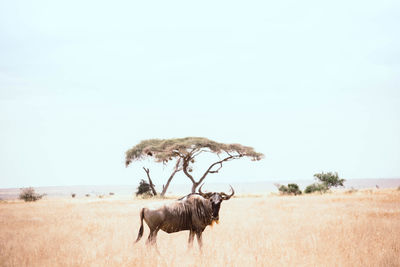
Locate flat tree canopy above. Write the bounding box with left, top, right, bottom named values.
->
left=125, top=137, right=264, bottom=193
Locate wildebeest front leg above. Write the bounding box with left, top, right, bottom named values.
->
left=188, top=230, right=195, bottom=248
left=195, top=231, right=203, bottom=249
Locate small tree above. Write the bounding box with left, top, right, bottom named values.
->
left=136, top=179, right=154, bottom=197
left=305, top=172, right=345, bottom=194
left=277, top=184, right=288, bottom=194
left=278, top=183, right=302, bottom=195
left=19, top=187, right=45, bottom=202
left=314, top=172, right=345, bottom=188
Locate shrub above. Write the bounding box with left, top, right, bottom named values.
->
left=314, top=172, right=345, bottom=188
left=305, top=171, right=345, bottom=194
left=288, top=183, right=302, bottom=195
left=109, top=192, right=114, bottom=196
left=136, top=179, right=154, bottom=197
left=304, top=183, right=328, bottom=194
left=19, top=187, right=45, bottom=202
left=71, top=193, right=76, bottom=198
left=277, top=184, right=287, bottom=193
left=278, top=183, right=302, bottom=195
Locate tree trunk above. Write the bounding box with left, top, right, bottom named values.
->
left=160, top=170, right=177, bottom=196
left=143, top=167, right=157, bottom=196
left=191, top=182, right=199, bottom=194
left=160, top=158, right=182, bottom=197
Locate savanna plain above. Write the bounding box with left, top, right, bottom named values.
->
left=1, top=189, right=399, bottom=267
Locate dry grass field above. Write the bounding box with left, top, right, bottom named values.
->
left=1, top=189, right=399, bottom=267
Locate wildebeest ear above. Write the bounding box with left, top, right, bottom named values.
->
left=220, top=185, right=235, bottom=200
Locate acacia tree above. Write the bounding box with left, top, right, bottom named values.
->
left=125, top=137, right=264, bottom=194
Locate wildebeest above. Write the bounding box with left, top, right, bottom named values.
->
left=134, top=184, right=234, bottom=249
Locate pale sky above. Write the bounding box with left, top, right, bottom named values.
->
left=1, top=0, right=399, bottom=189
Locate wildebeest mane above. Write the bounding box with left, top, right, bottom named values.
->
left=168, top=194, right=212, bottom=230
left=177, top=193, right=199, bottom=201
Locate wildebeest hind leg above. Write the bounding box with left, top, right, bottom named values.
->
left=146, top=227, right=160, bottom=246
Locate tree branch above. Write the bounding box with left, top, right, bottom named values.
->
left=196, top=154, right=242, bottom=186
left=209, top=162, right=223, bottom=174
left=182, top=155, right=196, bottom=185
left=188, top=147, right=200, bottom=158
left=192, top=148, right=211, bottom=158
left=142, top=167, right=157, bottom=196
left=172, top=150, right=185, bottom=158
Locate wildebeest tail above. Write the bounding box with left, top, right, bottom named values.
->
left=135, top=208, right=145, bottom=243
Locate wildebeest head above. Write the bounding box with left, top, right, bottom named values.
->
left=198, top=184, right=234, bottom=222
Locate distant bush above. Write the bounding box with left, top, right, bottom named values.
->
left=71, top=193, right=76, bottom=198
left=305, top=172, right=345, bottom=194
left=109, top=192, right=114, bottom=196
left=136, top=179, right=154, bottom=197
left=314, top=172, right=345, bottom=188
left=278, top=183, right=302, bottom=195
left=85, top=194, right=90, bottom=197
left=19, top=187, right=45, bottom=202
left=304, top=183, right=328, bottom=194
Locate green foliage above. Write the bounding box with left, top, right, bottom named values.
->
left=304, top=183, right=328, bottom=194
left=278, top=183, right=302, bottom=195
left=19, top=187, right=45, bottom=202
left=288, top=183, right=302, bottom=195
left=136, top=179, right=154, bottom=197
left=314, top=172, right=345, bottom=188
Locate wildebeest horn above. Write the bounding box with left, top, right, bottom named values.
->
left=198, top=184, right=213, bottom=198
left=221, top=185, right=235, bottom=200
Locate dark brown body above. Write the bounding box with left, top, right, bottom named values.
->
left=135, top=187, right=234, bottom=249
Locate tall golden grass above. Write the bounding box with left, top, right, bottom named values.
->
left=1, top=189, right=399, bottom=266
